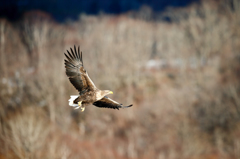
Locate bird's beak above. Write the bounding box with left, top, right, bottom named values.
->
left=110, top=91, right=113, bottom=94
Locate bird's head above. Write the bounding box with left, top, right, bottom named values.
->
left=103, top=90, right=113, bottom=96
left=97, top=90, right=113, bottom=100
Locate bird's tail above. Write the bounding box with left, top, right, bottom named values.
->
left=68, top=95, right=79, bottom=107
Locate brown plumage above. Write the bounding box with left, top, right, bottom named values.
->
left=64, top=46, right=133, bottom=111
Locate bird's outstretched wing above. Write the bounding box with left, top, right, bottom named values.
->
left=93, top=96, right=133, bottom=110
left=64, top=46, right=96, bottom=94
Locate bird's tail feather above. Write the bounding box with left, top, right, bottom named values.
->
left=68, top=95, right=79, bottom=107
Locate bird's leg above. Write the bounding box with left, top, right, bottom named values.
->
left=74, top=101, right=82, bottom=110
left=77, top=101, right=85, bottom=112
left=80, top=106, right=85, bottom=112
left=78, top=101, right=82, bottom=106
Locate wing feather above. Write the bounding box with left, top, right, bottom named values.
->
left=64, top=45, right=97, bottom=93
left=93, top=96, right=133, bottom=110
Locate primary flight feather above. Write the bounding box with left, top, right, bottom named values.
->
left=64, top=46, right=133, bottom=112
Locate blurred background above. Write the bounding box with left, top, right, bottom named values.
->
left=0, top=0, right=240, bottom=158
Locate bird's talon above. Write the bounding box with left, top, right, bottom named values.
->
left=81, top=106, right=85, bottom=112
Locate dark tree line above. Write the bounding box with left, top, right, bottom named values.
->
left=0, top=0, right=198, bottom=21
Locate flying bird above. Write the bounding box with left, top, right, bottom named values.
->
left=64, top=46, right=133, bottom=112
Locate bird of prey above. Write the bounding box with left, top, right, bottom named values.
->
left=64, top=46, right=133, bottom=112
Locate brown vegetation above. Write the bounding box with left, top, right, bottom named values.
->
left=0, top=0, right=240, bottom=158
